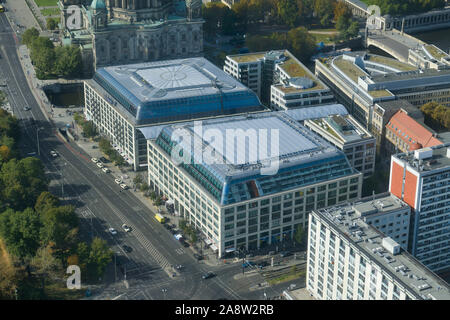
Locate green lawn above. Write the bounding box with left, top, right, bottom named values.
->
left=268, top=270, right=306, bottom=285
left=41, top=8, right=60, bottom=16
left=35, top=0, right=59, bottom=7
left=312, top=33, right=335, bottom=45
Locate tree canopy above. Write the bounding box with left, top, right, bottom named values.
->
left=420, top=102, right=450, bottom=131
left=363, top=0, right=445, bottom=15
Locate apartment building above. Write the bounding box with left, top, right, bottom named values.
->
left=144, top=112, right=363, bottom=257
left=224, top=50, right=334, bottom=108
left=390, top=144, right=450, bottom=273
left=84, top=57, right=264, bottom=170
left=307, top=205, right=450, bottom=300
left=304, top=114, right=376, bottom=178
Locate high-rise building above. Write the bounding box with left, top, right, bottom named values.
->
left=307, top=204, right=450, bottom=300
left=144, top=111, right=363, bottom=257
left=83, top=57, right=264, bottom=170
left=389, top=143, right=450, bottom=273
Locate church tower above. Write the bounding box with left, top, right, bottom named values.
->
left=90, top=0, right=107, bottom=30
left=186, top=0, right=201, bottom=21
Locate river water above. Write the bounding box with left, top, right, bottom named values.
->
left=414, top=27, right=450, bottom=53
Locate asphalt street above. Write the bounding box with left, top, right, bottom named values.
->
left=0, top=11, right=303, bottom=300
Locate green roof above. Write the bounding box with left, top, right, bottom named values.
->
left=90, top=0, right=106, bottom=10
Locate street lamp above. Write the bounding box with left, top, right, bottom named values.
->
left=36, top=126, right=43, bottom=156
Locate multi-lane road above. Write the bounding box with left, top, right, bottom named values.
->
left=0, top=11, right=299, bottom=300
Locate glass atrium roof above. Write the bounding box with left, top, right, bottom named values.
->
left=154, top=112, right=357, bottom=205
left=92, top=58, right=263, bottom=125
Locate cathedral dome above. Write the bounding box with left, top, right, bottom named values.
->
left=91, top=0, right=106, bottom=10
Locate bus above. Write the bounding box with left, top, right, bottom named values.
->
left=0, top=5, right=5, bottom=13
left=154, top=213, right=165, bottom=223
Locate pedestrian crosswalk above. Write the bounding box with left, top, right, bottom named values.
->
left=175, top=248, right=184, bottom=255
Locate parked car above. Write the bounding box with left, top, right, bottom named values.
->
left=96, top=162, right=104, bottom=168
left=257, top=261, right=270, bottom=268
left=202, top=271, right=215, bottom=280
left=50, top=150, right=58, bottom=158
left=23, top=106, right=31, bottom=111
left=91, top=157, right=98, bottom=163
left=99, top=157, right=110, bottom=163
left=102, top=167, right=110, bottom=173
left=180, top=239, right=190, bottom=248
left=280, top=251, right=292, bottom=258
left=122, top=224, right=131, bottom=232
left=114, top=178, right=122, bottom=184
left=193, top=253, right=203, bottom=261
left=164, top=224, right=172, bottom=230
left=120, top=183, right=128, bottom=190
left=122, top=245, right=132, bottom=253
left=108, top=227, right=117, bottom=235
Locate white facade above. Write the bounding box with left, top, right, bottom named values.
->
left=148, top=138, right=363, bottom=257
left=307, top=209, right=450, bottom=300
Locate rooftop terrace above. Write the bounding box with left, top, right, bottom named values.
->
left=315, top=201, right=450, bottom=300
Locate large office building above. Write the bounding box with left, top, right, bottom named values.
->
left=59, top=0, right=204, bottom=75
left=84, top=57, right=264, bottom=170
left=224, top=50, right=334, bottom=108
left=315, top=52, right=450, bottom=132
left=389, top=144, right=450, bottom=273
left=307, top=203, right=450, bottom=300
left=144, top=112, right=363, bottom=257
left=304, top=114, right=376, bottom=178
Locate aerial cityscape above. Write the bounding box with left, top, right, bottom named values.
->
left=0, top=0, right=449, bottom=307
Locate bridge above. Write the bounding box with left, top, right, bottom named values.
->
left=366, top=29, right=426, bottom=63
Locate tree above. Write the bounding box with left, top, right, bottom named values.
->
left=21, top=28, right=39, bottom=46
left=287, top=27, right=316, bottom=62
left=333, top=1, right=352, bottom=22
left=30, top=37, right=55, bottom=77
left=0, top=157, right=48, bottom=210
left=346, top=21, right=360, bottom=39
left=294, top=224, right=305, bottom=248
left=54, top=45, right=82, bottom=78
left=133, top=174, right=144, bottom=186
left=88, top=238, right=113, bottom=280
left=30, top=245, right=62, bottom=287
left=34, top=191, right=60, bottom=214
left=81, top=120, right=97, bottom=138
left=0, top=208, right=42, bottom=260
left=39, top=205, right=79, bottom=261
left=46, top=18, right=57, bottom=31
left=276, top=0, right=299, bottom=27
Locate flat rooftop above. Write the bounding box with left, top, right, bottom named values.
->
left=90, top=57, right=263, bottom=125
left=169, top=112, right=337, bottom=178
left=307, top=114, right=373, bottom=144
left=371, top=68, right=450, bottom=83
left=314, top=201, right=450, bottom=300
left=353, top=193, right=408, bottom=217
left=393, top=143, right=450, bottom=172
left=227, top=52, right=266, bottom=63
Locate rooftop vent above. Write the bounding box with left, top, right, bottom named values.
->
left=382, top=237, right=401, bottom=256
left=414, top=147, right=433, bottom=160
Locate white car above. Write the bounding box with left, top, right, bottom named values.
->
left=122, top=224, right=131, bottom=232
left=50, top=150, right=58, bottom=158
left=114, top=178, right=122, bottom=184
left=96, top=162, right=104, bottom=168
left=91, top=157, right=98, bottom=163
left=108, top=227, right=117, bottom=235
left=102, top=167, right=110, bottom=173
left=120, top=183, right=128, bottom=190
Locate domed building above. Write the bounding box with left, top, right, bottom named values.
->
left=58, top=0, right=203, bottom=76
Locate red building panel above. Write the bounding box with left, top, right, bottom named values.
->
left=390, top=161, right=404, bottom=199
left=403, top=169, right=418, bottom=209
